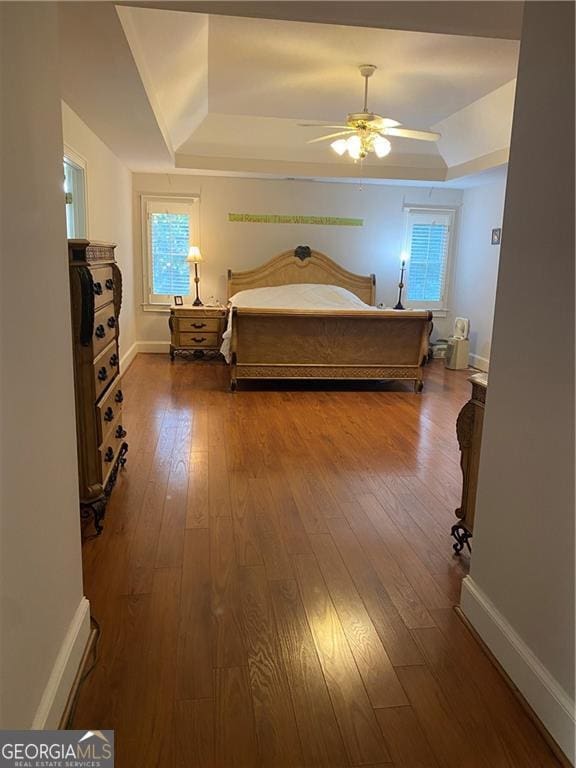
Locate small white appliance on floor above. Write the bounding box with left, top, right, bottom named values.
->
left=445, top=317, right=470, bottom=370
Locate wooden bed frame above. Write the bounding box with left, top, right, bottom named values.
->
left=227, top=246, right=432, bottom=392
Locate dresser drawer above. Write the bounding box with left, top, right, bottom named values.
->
left=93, top=340, right=119, bottom=400
left=97, top=378, right=124, bottom=444
left=177, top=317, right=222, bottom=333
left=91, top=265, right=115, bottom=311
left=93, top=304, right=118, bottom=358
left=99, top=413, right=127, bottom=484
left=178, top=331, right=221, bottom=349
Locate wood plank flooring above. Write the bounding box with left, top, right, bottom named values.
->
left=73, top=356, right=560, bottom=767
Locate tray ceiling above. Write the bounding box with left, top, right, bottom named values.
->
left=59, top=3, right=520, bottom=182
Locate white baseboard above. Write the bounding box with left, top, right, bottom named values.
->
left=120, top=341, right=170, bottom=369
left=136, top=340, right=170, bottom=354
left=120, top=341, right=139, bottom=372
left=469, top=352, right=490, bottom=372
left=461, top=577, right=575, bottom=763
left=32, top=596, right=91, bottom=729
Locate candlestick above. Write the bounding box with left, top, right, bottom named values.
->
left=394, top=259, right=406, bottom=310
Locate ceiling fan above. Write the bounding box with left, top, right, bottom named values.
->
left=300, top=65, right=440, bottom=160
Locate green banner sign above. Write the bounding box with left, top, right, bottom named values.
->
left=228, top=213, right=363, bottom=226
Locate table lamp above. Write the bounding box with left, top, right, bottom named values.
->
left=187, top=246, right=203, bottom=307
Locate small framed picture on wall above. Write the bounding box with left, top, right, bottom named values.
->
left=174, top=295, right=184, bottom=306
left=491, top=228, right=502, bottom=245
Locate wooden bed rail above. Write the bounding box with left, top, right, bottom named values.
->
left=230, top=307, right=432, bottom=392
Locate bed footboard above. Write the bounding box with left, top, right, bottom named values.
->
left=229, top=308, right=432, bottom=392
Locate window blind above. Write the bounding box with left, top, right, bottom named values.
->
left=146, top=199, right=197, bottom=299
left=406, top=210, right=452, bottom=305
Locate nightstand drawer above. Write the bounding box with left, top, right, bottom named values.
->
left=93, top=304, right=118, bottom=358
left=177, top=317, right=222, bottom=333
left=97, top=378, right=124, bottom=444
left=93, top=340, right=119, bottom=400
left=178, top=331, right=220, bottom=348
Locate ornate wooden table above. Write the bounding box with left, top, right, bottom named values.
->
left=452, top=371, right=488, bottom=554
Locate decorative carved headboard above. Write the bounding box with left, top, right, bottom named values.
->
left=227, top=246, right=375, bottom=304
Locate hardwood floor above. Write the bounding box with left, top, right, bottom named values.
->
left=73, top=356, right=560, bottom=767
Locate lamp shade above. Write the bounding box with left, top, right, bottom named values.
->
left=331, top=139, right=347, bottom=156
left=187, top=245, right=203, bottom=263
left=373, top=135, right=391, bottom=158
left=346, top=134, right=362, bottom=159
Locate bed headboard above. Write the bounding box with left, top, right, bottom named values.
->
left=227, top=246, right=375, bottom=305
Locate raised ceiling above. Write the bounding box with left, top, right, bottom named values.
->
left=59, top=3, right=520, bottom=183
left=117, top=1, right=524, bottom=41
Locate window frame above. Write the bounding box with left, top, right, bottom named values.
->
left=401, top=205, right=457, bottom=314
left=140, top=194, right=200, bottom=309
left=63, top=146, right=89, bottom=239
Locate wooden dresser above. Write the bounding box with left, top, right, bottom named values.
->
left=451, top=371, right=488, bottom=554
left=69, top=240, right=128, bottom=534
left=169, top=305, right=227, bottom=359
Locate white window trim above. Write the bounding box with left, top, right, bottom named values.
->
left=140, top=194, right=200, bottom=311
left=64, top=144, right=89, bottom=239
left=401, top=205, right=457, bottom=314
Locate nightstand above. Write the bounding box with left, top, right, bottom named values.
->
left=169, top=305, right=227, bottom=360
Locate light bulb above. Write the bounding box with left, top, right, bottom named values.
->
left=373, top=135, right=391, bottom=158
left=346, top=134, right=361, bottom=159
left=331, top=139, right=347, bottom=156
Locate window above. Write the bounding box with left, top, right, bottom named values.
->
left=403, top=208, right=455, bottom=310
left=64, top=154, right=87, bottom=238
left=142, top=196, right=199, bottom=306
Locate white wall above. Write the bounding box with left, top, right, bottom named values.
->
left=461, top=2, right=574, bottom=761
left=0, top=5, right=88, bottom=728
left=132, top=174, right=463, bottom=345
left=62, top=103, right=137, bottom=367
left=450, top=175, right=507, bottom=370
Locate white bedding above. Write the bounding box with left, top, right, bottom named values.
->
left=220, top=283, right=372, bottom=362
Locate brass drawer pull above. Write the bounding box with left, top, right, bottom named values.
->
left=104, top=447, right=114, bottom=463
left=109, top=354, right=118, bottom=367
left=115, top=425, right=127, bottom=439
left=192, top=322, right=206, bottom=329
left=93, top=282, right=103, bottom=295
left=104, top=407, right=114, bottom=422
left=97, top=367, right=108, bottom=381
left=192, top=337, right=207, bottom=343
left=107, top=316, right=116, bottom=329
left=95, top=324, right=105, bottom=339
left=115, top=389, right=124, bottom=403
left=105, top=278, right=114, bottom=290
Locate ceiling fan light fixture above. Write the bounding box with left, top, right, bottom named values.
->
left=330, top=139, right=348, bottom=156
left=300, top=65, right=439, bottom=163
left=373, top=135, right=391, bottom=158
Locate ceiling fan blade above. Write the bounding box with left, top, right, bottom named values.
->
left=383, top=127, right=441, bottom=142
left=298, top=123, right=350, bottom=129
left=374, top=117, right=402, bottom=128
left=307, top=131, right=354, bottom=144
